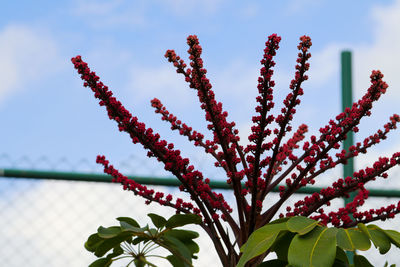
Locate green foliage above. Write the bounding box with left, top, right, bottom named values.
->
left=237, top=221, right=287, bottom=266
left=238, top=216, right=400, bottom=267
left=85, top=213, right=201, bottom=267
left=288, top=226, right=338, bottom=267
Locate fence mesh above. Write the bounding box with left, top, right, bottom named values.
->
left=1, top=155, right=400, bottom=266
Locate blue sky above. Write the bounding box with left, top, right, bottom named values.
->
left=1, top=0, right=400, bottom=180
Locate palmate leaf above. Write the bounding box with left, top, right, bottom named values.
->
left=164, top=229, right=200, bottom=241
left=237, top=222, right=288, bottom=267
left=165, top=213, right=202, bottom=229
left=97, top=226, right=122, bottom=239
left=363, top=224, right=391, bottom=254
left=116, top=217, right=140, bottom=227
left=161, top=235, right=193, bottom=267
left=88, top=258, right=112, bottom=267
left=85, top=233, right=104, bottom=252
left=240, top=216, right=400, bottom=267
left=94, top=234, right=132, bottom=257
left=86, top=213, right=201, bottom=267
left=166, top=255, right=187, bottom=267
left=334, top=247, right=349, bottom=265
left=287, top=216, right=319, bottom=235
left=288, top=226, right=338, bottom=267
left=271, top=231, right=296, bottom=261
left=353, top=255, right=373, bottom=267
left=148, top=213, right=167, bottom=228
left=164, top=229, right=200, bottom=256
left=336, top=228, right=371, bottom=251
left=120, top=221, right=148, bottom=234
left=383, top=229, right=400, bottom=248
left=257, top=259, right=288, bottom=267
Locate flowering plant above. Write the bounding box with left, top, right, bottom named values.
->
left=73, top=34, right=400, bottom=267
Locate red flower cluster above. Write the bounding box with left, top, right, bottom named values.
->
left=72, top=34, right=400, bottom=266
left=96, top=155, right=195, bottom=213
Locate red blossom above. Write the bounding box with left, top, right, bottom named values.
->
left=72, top=34, right=400, bottom=266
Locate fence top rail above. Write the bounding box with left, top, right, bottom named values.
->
left=1, top=168, right=400, bottom=198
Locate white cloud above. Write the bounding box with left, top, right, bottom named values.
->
left=307, top=43, right=346, bottom=88
left=347, top=1, right=400, bottom=183
left=125, top=64, right=193, bottom=107
left=290, top=0, right=400, bottom=101
left=0, top=25, right=60, bottom=105
left=353, top=0, right=400, bottom=101
left=295, top=0, right=400, bottom=104
left=71, top=0, right=225, bottom=29
left=71, top=0, right=147, bottom=28
left=212, top=60, right=292, bottom=108
left=293, top=0, right=400, bottom=170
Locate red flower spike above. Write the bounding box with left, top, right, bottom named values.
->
left=71, top=55, right=236, bottom=230
left=97, top=155, right=193, bottom=213
left=261, top=36, right=312, bottom=196
left=150, top=98, right=225, bottom=169
left=165, top=35, right=248, bottom=234
left=73, top=34, right=400, bottom=266
left=263, top=68, right=392, bottom=223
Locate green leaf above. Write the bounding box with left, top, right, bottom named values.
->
left=120, top=221, right=148, bottom=234
left=165, top=214, right=202, bottom=229
left=162, top=235, right=193, bottom=266
left=166, top=255, right=186, bottom=267
left=148, top=213, right=167, bottom=228
left=287, top=216, right=319, bottom=235
left=332, top=259, right=349, bottom=267
left=257, top=259, right=288, bottom=267
left=353, top=255, right=373, bottom=267
left=357, top=223, right=371, bottom=239
left=237, top=222, right=288, bottom=267
left=88, top=258, right=112, bottom=267
left=270, top=217, right=291, bottom=224
left=97, top=226, right=121, bottom=239
left=148, top=228, right=158, bottom=237
left=288, top=226, right=338, bottom=267
left=271, top=231, right=295, bottom=261
left=85, top=233, right=104, bottom=252
left=336, top=228, right=371, bottom=251
left=132, top=236, right=148, bottom=245
left=181, top=239, right=200, bottom=255
left=335, top=247, right=349, bottom=264
left=116, top=217, right=140, bottom=228
left=365, top=225, right=391, bottom=254
left=383, top=229, right=400, bottom=248
left=162, top=229, right=200, bottom=255
left=164, top=229, right=200, bottom=240
left=94, top=235, right=132, bottom=257
left=105, top=245, right=124, bottom=259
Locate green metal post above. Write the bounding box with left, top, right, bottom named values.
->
left=341, top=50, right=356, bottom=262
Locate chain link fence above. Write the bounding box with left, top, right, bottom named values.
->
left=1, top=154, right=400, bottom=266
